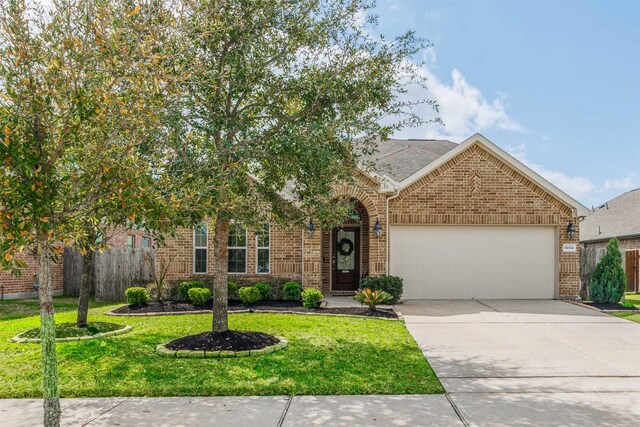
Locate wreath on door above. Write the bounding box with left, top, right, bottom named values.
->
left=337, top=237, right=354, bottom=256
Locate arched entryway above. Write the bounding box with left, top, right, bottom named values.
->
left=321, top=198, right=370, bottom=295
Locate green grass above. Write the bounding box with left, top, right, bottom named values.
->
left=0, top=298, right=443, bottom=397
left=19, top=321, right=123, bottom=339
left=0, top=297, right=113, bottom=321
left=610, top=292, right=640, bottom=324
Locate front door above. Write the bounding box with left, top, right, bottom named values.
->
left=332, top=227, right=360, bottom=291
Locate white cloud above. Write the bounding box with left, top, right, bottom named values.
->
left=505, top=143, right=639, bottom=204
left=603, top=172, right=637, bottom=191
left=393, top=66, right=523, bottom=141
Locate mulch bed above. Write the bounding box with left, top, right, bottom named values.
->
left=581, top=301, right=639, bottom=311
left=166, top=330, right=280, bottom=351
left=111, top=300, right=398, bottom=319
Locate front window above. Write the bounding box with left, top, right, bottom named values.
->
left=142, top=236, right=152, bottom=248
left=127, top=235, right=135, bottom=248
left=256, top=223, right=270, bottom=274
left=228, top=223, right=247, bottom=273
left=194, top=225, right=207, bottom=274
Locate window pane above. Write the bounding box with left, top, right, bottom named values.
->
left=142, top=237, right=151, bottom=248
left=195, top=226, right=207, bottom=247
left=195, top=248, right=207, bottom=273
left=127, top=235, right=135, bottom=248
left=256, top=223, right=269, bottom=247
left=257, top=248, right=270, bottom=273
left=228, top=223, right=246, bottom=247
left=228, top=249, right=246, bottom=273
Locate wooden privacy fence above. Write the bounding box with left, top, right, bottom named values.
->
left=63, top=247, right=155, bottom=302
left=626, top=249, right=640, bottom=293
left=579, top=246, right=606, bottom=299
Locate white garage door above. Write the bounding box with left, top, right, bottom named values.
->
left=390, top=226, right=556, bottom=299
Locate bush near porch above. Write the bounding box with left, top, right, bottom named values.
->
left=0, top=298, right=443, bottom=397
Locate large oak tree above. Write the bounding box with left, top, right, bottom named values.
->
left=169, top=0, right=435, bottom=333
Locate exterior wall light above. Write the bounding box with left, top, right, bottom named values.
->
left=567, top=222, right=575, bottom=240
left=307, top=219, right=315, bottom=238
left=373, top=218, right=382, bottom=238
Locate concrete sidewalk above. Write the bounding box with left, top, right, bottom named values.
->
left=0, top=395, right=464, bottom=427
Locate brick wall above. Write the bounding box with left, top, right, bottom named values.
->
left=154, top=143, right=583, bottom=298
left=0, top=251, right=63, bottom=299
left=388, top=143, right=581, bottom=298
left=106, top=228, right=153, bottom=249
left=157, top=224, right=303, bottom=285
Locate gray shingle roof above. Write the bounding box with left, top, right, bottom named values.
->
left=580, top=188, right=640, bottom=242
left=366, top=138, right=458, bottom=182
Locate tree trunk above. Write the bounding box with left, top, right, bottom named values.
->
left=212, top=217, right=230, bottom=333
left=76, top=252, right=93, bottom=328
left=37, top=242, right=61, bottom=427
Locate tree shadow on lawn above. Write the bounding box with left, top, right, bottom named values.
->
left=54, top=332, right=443, bottom=397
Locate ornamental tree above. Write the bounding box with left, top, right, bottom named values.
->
left=0, top=1, right=173, bottom=425
left=590, top=237, right=626, bottom=304
left=169, top=0, right=436, bottom=333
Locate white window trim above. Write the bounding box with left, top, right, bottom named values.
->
left=193, top=226, right=208, bottom=274
left=255, top=223, right=271, bottom=274
left=228, top=223, right=247, bottom=274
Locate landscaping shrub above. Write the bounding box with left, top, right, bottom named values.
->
left=228, top=281, right=239, bottom=301
left=301, top=288, right=323, bottom=308
left=179, top=281, right=206, bottom=300
left=239, top=286, right=261, bottom=305
left=283, top=281, right=302, bottom=301
left=188, top=288, right=212, bottom=306
left=590, top=237, right=627, bottom=304
left=354, top=288, right=392, bottom=311
left=268, top=280, right=286, bottom=300
left=125, top=287, right=150, bottom=306
left=254, top=283, right=271, bottom=301
left=359, top=275, right=403, bottom=304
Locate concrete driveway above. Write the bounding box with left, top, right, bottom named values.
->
left=401, top=299, right=640, bottom=426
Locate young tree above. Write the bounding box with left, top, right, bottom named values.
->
left=590, top=237, right=626, bottom=304
left=0, top=1, right=172, bottom=425
left=170, top=0, right=436, bottom=333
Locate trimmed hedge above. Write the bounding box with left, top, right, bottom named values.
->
left=125, top=287, right=150, bottom=306
left=239, top=286, right=261, bottom=305
left=301, top=288, right=323, bottom=308
left=359, top=275, right=403, bottom=304
left=228, top=281, right=239, bottom=301
left=179, top=281, right=206, bottom=301
left=284, top=281, right=302, bottom=301
left=254, top=283, right=270, bottom=300
left=188, top=288, right=212, bottom=306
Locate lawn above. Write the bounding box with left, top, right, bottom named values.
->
left=610, top=292, right=640, bottom=324
left=0, top=298, right=443, bottom=397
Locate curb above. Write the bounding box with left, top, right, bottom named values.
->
left=10, top=325, right=133, bottom=344
left=155, top=337, right=289, bottom=358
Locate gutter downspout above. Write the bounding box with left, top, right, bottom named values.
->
left=301, top=229, right=305, bottom=287
left=385, top=188, right=400, bottom=275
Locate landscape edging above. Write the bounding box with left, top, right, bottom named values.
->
left=155, top=337, right=289, bottom=358
left=10, top=325, right=133, bottom=344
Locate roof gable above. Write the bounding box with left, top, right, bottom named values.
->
left=392, top=133, right=589, bottom=217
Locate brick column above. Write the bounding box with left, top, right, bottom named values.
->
left=302, top=228, right=322, bottom=289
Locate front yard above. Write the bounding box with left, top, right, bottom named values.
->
left=0, top=298, right=443, bottom=397
left=611, top=292, right=640, bottom=323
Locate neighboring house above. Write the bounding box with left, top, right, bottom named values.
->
left=159, top=133, right=589, bottom=300
left=0, top=227, right=153, bottom=300
left=580, top=188, right=640, bottom=292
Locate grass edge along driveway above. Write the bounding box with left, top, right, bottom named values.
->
left=0, top=298, right=443, bottom=398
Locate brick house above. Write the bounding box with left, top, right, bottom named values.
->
left=158, top=134, right=589, bottom=300
left=0, top=227, right=153, bottom=300
left=580, top=188, right=640, bottom=291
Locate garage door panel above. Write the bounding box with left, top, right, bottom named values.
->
left=390, top=226, right=555, bottom=299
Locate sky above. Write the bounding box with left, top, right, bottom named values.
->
left=372, top=0, right=640, bottom=208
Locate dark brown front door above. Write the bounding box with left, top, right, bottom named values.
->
left=332, top=227, right=360, bottom=291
